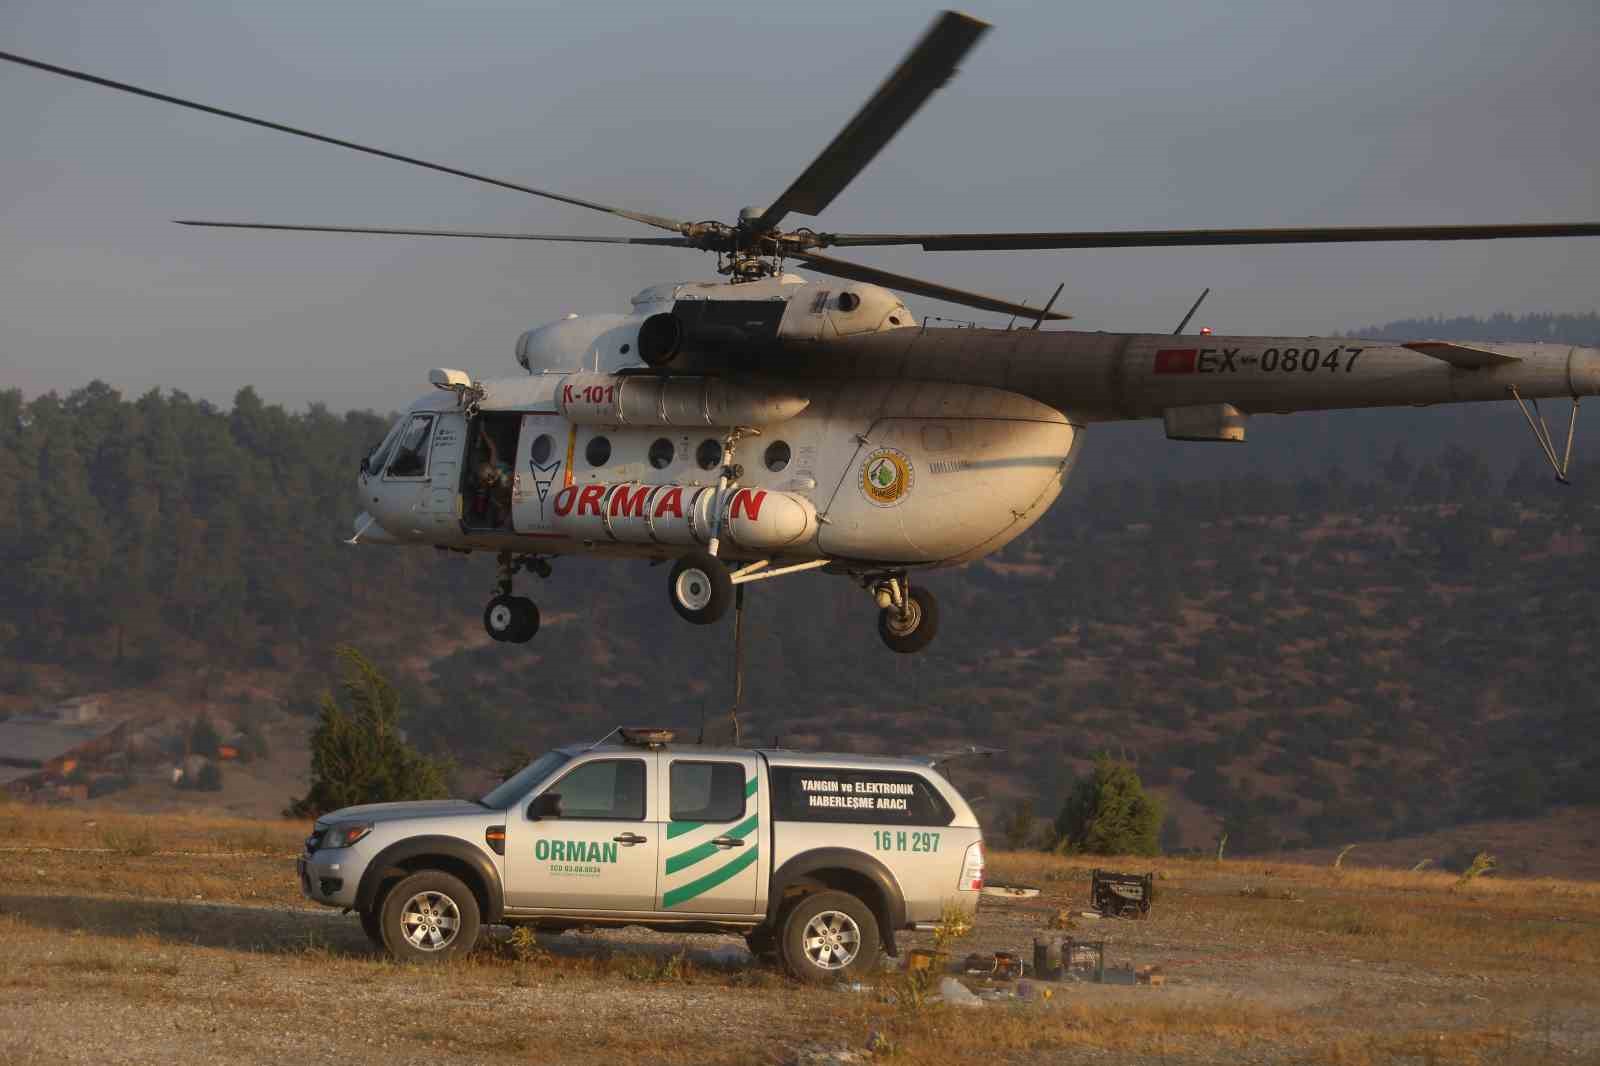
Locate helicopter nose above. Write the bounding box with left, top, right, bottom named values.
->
left=347, top=510, right=401, bottom=545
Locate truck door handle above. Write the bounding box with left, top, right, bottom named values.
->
left=613, top=833, right=648, bottom=846
left=711, top=836, right=745, bottom=848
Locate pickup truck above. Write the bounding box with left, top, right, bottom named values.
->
left=297, top=729, right=985, bottom=982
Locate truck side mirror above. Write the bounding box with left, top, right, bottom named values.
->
left=528, top=792, right=562, bottom=820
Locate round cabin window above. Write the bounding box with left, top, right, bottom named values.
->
left=764, top=440, right=791, bottom=472
left=648, top=438, right=675, bottom=469
left=585, top=435, right=612, bottom=467
left=696, top=439, right=724, bottom=470
left=530, top=433, right=554, bottom=466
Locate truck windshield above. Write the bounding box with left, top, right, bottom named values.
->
left=479, top=751, right=570, bottom=809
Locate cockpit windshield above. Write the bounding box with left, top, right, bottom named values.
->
left=479, top=750, right=571, bottom=809
left=363, top=416, right=407, bottom=476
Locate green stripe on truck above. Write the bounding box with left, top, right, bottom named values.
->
left=664, top=813, right=759, bottom=875
left=662, top=846, right=759, bottom=909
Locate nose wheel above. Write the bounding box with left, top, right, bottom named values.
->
left=873, top=577, right=939, bottom=654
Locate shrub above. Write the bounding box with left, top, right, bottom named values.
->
left=286, top=646, right=449, bottom=817
left=1054, top=755, right=1164, bottom=856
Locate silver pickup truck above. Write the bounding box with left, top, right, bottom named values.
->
left=297, top=729, right=985, bottom=982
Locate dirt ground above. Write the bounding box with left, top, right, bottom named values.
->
left=2, top=806, right=1597, bottom=1065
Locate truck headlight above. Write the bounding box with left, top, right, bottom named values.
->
left=319, top=822, right=373, bottom=850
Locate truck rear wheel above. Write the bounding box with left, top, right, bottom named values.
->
left=380, top=870, right=481, bottom=962
left=779, top=890, right=879, bottom=984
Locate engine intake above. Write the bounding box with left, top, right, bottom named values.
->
left=637, top=313, right=683, bottom=367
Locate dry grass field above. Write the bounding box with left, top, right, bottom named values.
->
left=3, top=803, right=1598, bottom=1065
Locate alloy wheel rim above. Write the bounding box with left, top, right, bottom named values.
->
left=489, top=603, right=514, bottom=633
left=801, top=910, right=861, bottom=970
left=400, top=890, right=461, bottom=951
left=675, top=568, right=713, bottom=611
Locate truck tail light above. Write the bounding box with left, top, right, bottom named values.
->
left=959, top=841, right=985, bottom=892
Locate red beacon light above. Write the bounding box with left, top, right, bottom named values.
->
left=1199, top=326, right=1213, bottom=335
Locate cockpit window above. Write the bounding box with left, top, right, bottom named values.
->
left=364, top=417, right=406, bottom=476
left=385, top=414, right=434, bottom=478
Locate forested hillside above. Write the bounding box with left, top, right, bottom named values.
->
left=3, top=312, right=1597, bottom=854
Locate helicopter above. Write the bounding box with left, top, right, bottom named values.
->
left=4, top=12, right=1597, bottom=655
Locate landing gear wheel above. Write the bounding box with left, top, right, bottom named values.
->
left=484, top=595, right=539, bottom=643
left=379, top=870, right=481, bottom=963
left=668, top=550, right=733, bottom=625
left=779, top=890, right=880, bottom=984
left=878, top=585, right=939, bottom=654
left=506, top=596, right=539, bottom=642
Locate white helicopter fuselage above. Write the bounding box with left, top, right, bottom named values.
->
left=354, top=275, right=1599, bottom=581
left=358, top=366, right=1078, bottom=571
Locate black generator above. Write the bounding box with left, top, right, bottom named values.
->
left=1089, top=868, right=1154, bottom=918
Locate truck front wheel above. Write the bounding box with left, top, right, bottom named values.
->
left=380, top=870, right=482, bottom=962
left=779, top=890, right=880, bottom=984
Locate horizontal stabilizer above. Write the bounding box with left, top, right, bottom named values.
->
left=1403, top=341, right=1522, bottom=369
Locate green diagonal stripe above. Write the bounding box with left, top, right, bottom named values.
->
left=745, top=777, right=757, bottom=797
left=662, top=846, right=758, bottom=909
left=665, top=813, right=758, bottom=875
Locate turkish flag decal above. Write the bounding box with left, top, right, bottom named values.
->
left=1153, top=348, right=1198, bottom=374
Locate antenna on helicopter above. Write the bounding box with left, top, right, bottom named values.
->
left=1172, top=287, right=1212, bottom=335
left=1030, top=283, right=1066, bottom=331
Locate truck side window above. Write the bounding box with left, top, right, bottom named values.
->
left=544, top=759, right=646, bottom=821
left=385, top=414, right=434, bottom=478
left=768, top=767, right=954, bottom=826
left=670, top=761, right=746, bottom=823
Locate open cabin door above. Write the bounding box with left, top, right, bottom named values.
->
left=512, top=414, right=572, bottom=536
left=423, top=413, right=466, bottom=530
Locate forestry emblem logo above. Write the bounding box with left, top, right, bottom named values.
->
left=860, top=447, right=913, bottom=507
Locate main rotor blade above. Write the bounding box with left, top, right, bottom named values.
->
left=793, top=251, right=1069, bottom=322
left=824, top=221, right=1600, bottom=250
left=174, top=220, right=693, bottom=245
left=0, top=49, right=687, bottom=234
left=751, top=11, right=989, bottom=232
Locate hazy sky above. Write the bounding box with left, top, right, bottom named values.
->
left=3, top=0, right=1596, bottom=411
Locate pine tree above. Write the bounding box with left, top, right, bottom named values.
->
left=1055, top=755, right=1164, bottom=856
left=287, top=646, right=449, bottom=817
